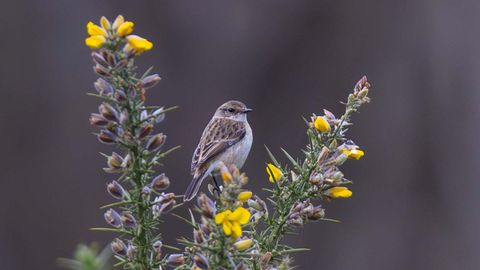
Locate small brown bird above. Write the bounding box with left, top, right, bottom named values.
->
left=184, top=100, right=253, bottom=201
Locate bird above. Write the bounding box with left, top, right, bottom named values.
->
left=184, top=100, right=253, bottom=201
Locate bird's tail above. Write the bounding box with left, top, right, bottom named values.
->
left=184, top=173, right=205, bottom=201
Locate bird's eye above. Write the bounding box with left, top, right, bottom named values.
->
left=227, top=108, right=235, bottom=113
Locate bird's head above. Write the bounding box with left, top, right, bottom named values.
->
left=214, top=100, right=252, bottom=121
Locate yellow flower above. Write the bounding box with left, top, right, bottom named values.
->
left=85, top=35, right=106, bottom=49
left=117, top=21, right=134, bottom=37
left=234, top=239, right=253, bottom=251
left=314, top=116, right=331, bottom=132
left=126, top=35, right=153, bottom=54
left=266, top=163, right=283, bottom=182
left=238, top=191, right=252, bottom=202
left=342, top=148, right=365, bottom=160
left=86, top=21, right=107, bottom=37
left=220, top=165, right=232, bottom=183
left=112, top=15, right=125, bottom=30
left=326, top=186, right=352, bottom=198
left=100, top=16, right=111, bottom=30
left=215, top=207, right=251, bottom=239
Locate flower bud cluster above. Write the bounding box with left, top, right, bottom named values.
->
left=287, top=200, right=325, bottom=226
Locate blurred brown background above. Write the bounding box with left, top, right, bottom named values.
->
left=1, top=0, right=479, bottom=269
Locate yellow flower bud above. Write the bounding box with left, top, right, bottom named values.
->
left=86, top=21, right=107, bottom=36
left=238, top=191, right=252, bottom=202
left=266, top=163, right=283, bottom=182
left=112, top=15, right=125, bottom=30
left=326, top=186, right=352, bottom=198
left=126, top=35, right=153, bottom=54
left=100, top=16, right=111, bottom=30
left=342, top=148, right=365, bottom=160
left=219, top=165, right=232, bottom=183
left=85, top=35, right=106, bottom=49
left=314, top=116, right=331, bottom=132
left=117, top=21, right=134, bottom=37
left=234, top=239, right=253, bottom=251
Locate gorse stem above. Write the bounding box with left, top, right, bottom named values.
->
left=85, top=15, right=177, bottom=270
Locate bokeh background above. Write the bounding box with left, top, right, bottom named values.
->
left=1, top=0, right=480, bottom=269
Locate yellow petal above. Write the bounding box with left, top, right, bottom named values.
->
left=342, top=149, right=365, bottom=160
left=215, top=210, right=231, bottom=224
left=238, top=191, right=252, bottom=202
left=220, top=165, right=232, bottom=183
left=234, top=239, right=253, bottom=251
left=231, top=222, right=242, bottom=239
left=222, top=221, right=232, bottom=236
left=266, top=163, right=283, bottom=182
left=112, top=15, right=125, bottom=30
left=100, top=16, right=111, bottom=30
left=85, top=35, right=106, bottom=49
left=117, top=21, right=134, bottom=37
left=86, top=21, right=106, bottom=36
left=230, top=207, right=251, bottom=224
left=126, top=35, right=153, bottom=54
left=314, top=116, right=331, bottom=132
left=326, top=186, right=352, bottom=198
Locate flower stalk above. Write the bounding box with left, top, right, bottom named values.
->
left=85, top=15, right=178, bottom=270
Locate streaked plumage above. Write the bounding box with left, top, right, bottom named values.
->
left=184, top=100, right=253, bottom=201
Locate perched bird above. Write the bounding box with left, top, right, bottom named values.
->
left=184, top=100, right=253, bottom=201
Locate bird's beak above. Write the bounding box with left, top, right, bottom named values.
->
left=243, top=108, right=253, bottom=113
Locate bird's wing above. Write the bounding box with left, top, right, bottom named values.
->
left=191, top=118, right=246, bottom=175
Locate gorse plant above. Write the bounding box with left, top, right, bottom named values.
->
left=85, top=15, right=180, bottom=269
left=77, top=14, right=372, bottom=270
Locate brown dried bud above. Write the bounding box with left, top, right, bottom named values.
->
left=308, top=206, right=325, bottom=221
left=92, top=52, right=109, bottom=68
left=200, top=219, right=212, bottom=236
left=108, top=152, right=124, bottom=168
left=107, top=180, right=126, bottom=199
left=146, top=133, right=166, bottom=151
left=158, top=192, right=175, bottom=203
left=193, top=254, right=209, bottom=269
left=94, top=78, right=113, bottom=95
left=99, top=103, right=119, bottom=122
left=151, top=174, right=170, bottom=191
left=97, top=129, right=117, bottom=144
left=197, top=193, right=216, bottom=219
left=260, top=252, right=272, bottom=268
left=104, top=209, right=122, bottom=228
left=141, top=74, right=161, bottom=89
left=105, top=51, right=117, bottom=66
left=166, top=254, right=185, bottom=267
left=114, top=90, right=127, bottom=102
left=193, top=229, right=205, bottom=243
left=317, top=146, right=331, bottom=164
left=138, top=124, right=153, bottom=139
left=126, top=245, right=137, bottom=259
left=94, top=64, right=110, bottom=77
left=120, top=211, right=137, bottom=228
left=309, top=171, right=324, bottom=185
left=110, top=238, right=127, bottom=256
left=354, top=75, right=369, bottom=93
left=89, top=113, right=109, bottom=126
